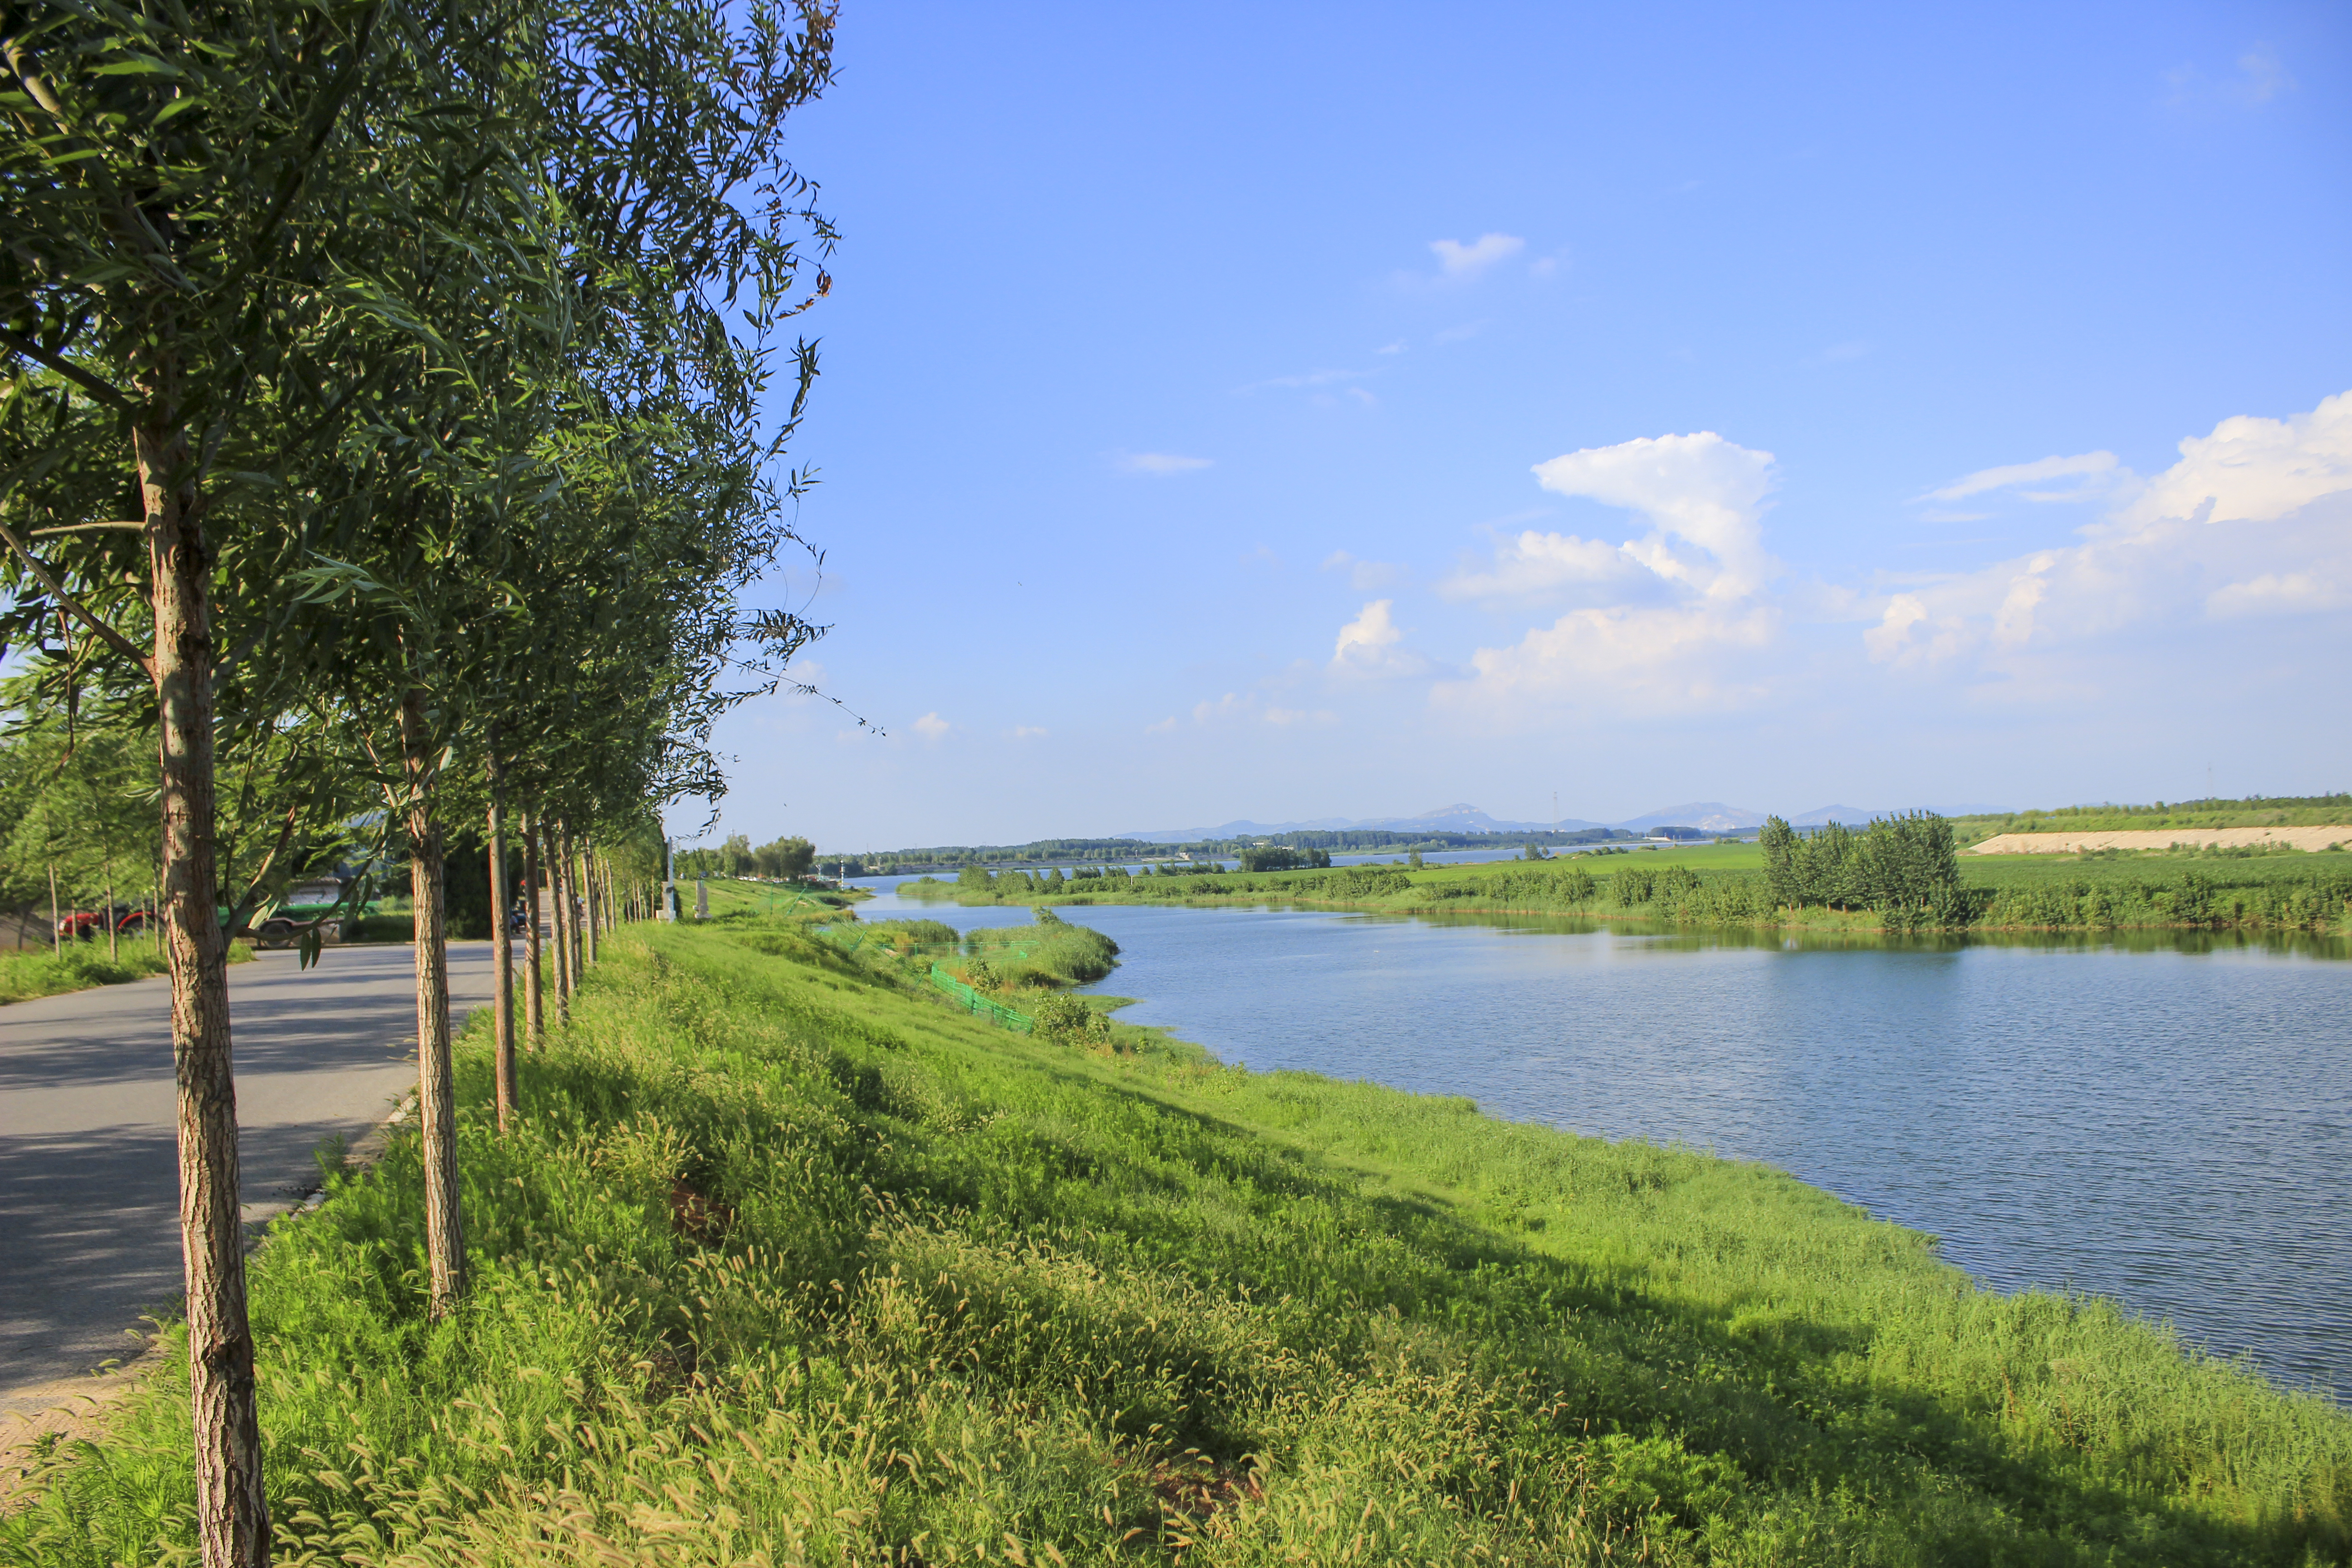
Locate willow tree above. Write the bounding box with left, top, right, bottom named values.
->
left=0, top=6, right=424, bottom=1557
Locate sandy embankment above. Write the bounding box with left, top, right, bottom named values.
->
left=1966, top=826, right=2352, bottom=855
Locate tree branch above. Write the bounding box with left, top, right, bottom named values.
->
left=0, top=328, right=133, bottom=412
left=0, top=515, right=153, bottom=674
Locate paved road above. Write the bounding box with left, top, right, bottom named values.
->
left=0, top=942, right=497, bottom=1414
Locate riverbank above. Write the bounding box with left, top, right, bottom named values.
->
left=897, top=844, right=2352, bottom=936
left=7, top=913, right=2345, bottom=1565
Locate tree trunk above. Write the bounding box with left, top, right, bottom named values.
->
left=142, top=411, right=268, bottom=1568
left=561, top=821, right=583, bottom=977
left=582, top=838, right=598, bottom=967
left=47, top=863, right=59, bottom=955
left=399, top=688, right=464, bottom=1319
left=105, top=860, right=118, bottom=960
left=521, top=809, right=544, bottom=1047
left=485, top=740, right=514, bottom=1133
left=547, top=818, right=571, bottom=1023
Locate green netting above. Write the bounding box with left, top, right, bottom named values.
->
left=929, top=963, right=1033, bottom=1033
left=813, top=925, right=867, bottom=955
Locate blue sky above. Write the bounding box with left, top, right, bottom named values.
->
left=677, top=1, right=2351, bottom=851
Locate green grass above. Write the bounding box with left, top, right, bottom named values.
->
left=0, top=939, right=253, bottom=1006
left=902, top=849, right=2352, bottom=939
left=8, top=917, right=2347, bottom=1565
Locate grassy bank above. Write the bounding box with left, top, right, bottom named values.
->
left=0, top=940, right=253, bottom=1006
left=902, top=845, right=2352, bottom=937
left=8, top=914, right=2347, bottom=1564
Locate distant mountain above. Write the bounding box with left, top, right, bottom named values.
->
left=1613, top=801, right=1768, bottom=833
left=1788, top=804, right=1878, bottom=827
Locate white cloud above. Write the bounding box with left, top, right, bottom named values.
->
left=2207, top=572, right=2346, bottom=617
left=1429, top=232, right=1525, bottom=279
left=2117, top=391, right=2352, bottom=529
left=1118, top=452, right=1213, bottom=476
left=1433, top=320, right=1486, bottom=345
left=1432, top=432, right=1783, bottom=716
left=911, top=711, right=950, bottom=740
left=1923, top=451, right=2119, bottom=503
left=1144, top=715, right=1178, bottom=734
left=1321, top=550, right=1401, bottom=591
left=1439, top=530, right=1633, bottom=600
left=1863, top=390, right=2352, bottom=673
left=1529, top=431, right=1778, bottom=599
left=1440, top=602, right=1779, bottom=712
left=1330, top=599, right=1428, bottom=679
left=1010, top=725, right=1048, bottom=739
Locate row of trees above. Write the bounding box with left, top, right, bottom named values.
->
left=679, top=829, right=816, bottom=881
left=0, top=3, right=835, bottom=1562
left=1759, top=813, right=1963, bottom=921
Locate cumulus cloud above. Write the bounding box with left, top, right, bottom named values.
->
left=1439, top=530, right=1632, bottom=600
left=1449, top=603, right=1779, bottom=710
left=1329, top=599, right=1428, bottom=679
left=911, top=712, right=950, bottom=740
left=1429, top=233, right=1525, bottom=279
left=2117, top=391, right=2352, bottom=529
left=1433, top=432, right=1783, bottom=716
left=1529, top=431, right=1778, bottom=599
left=1010, top=725, right=1048, bottom=739
left=1118, top=451, right=1213, bottom=475
left=1864, top=390, right=2352, bottom=671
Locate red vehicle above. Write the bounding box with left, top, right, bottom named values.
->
left=56, top=906, right=150, bottom=940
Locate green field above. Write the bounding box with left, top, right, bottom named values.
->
left=8, top=913, right=2347, bottom=1565
left=900, top=844, right=2352, bottom=938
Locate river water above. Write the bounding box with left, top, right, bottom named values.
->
left=851, top=881, right=2352, bottom=1402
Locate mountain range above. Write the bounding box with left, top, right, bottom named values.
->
left=1116, top=800, right=2009, bottom=843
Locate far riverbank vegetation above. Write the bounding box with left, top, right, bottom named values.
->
left=901, top=811, right=2352, bottom=937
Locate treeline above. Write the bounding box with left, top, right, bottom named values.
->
left=677, top=833, right=817, bottom=882
left=908, top=837, right=2352, bottom=936
left=1759, top=813, right=1963, bottom=927
left=849, top=826, right=1642, bottom=872
left=0, top=4, right=835, bottom=1561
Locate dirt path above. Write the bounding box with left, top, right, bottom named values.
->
left=1967, top=826, right=2352, bottom=854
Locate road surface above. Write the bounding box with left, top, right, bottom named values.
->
left=0, top=941, right=497, bottom=1416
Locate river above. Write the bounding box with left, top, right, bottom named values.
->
left=850, top=879, right=2352, bottom=1403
